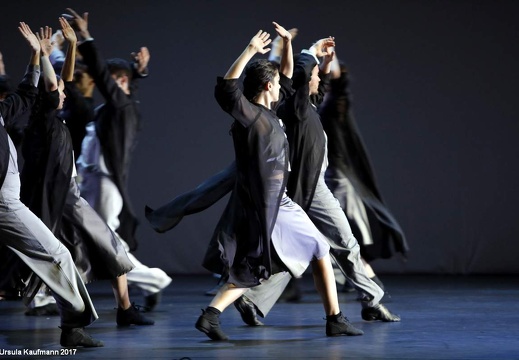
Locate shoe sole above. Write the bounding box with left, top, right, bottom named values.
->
left=195, top=323, right=229, bottom=341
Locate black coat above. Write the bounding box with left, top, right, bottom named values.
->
left=319, top=70, right=409, bottom=260
left=78, top=40, right=144, bottom=250
left=21, top=89, right=73, bottom=234
left=205, top=76, right=292, bottom=287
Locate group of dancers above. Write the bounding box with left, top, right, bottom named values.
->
left=0, top=7, right=408, bottom=348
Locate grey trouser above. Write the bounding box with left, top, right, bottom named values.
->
left=81, top=173, right=171, bottom=295
left=245, top=173, right=383, bottom=317
left=0, top=173, right=97, bottom=328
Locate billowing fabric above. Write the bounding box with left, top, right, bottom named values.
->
left=319, top=70, right=409, bottom=261
left=145, top=162, right=236, bottom=233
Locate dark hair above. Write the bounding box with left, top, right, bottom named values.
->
left=73, top=61, right=89, bottom=83
left=0, top=75, right=13, bottom=97
left=106, top=58, right=132, bottom=80
left=243, top=59, right=278, bottom=101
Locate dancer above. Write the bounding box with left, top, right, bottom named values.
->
left=20, top=19, right=153, bottom=326
left=192, top=23, right=363, bottom=341
left=0, top=21, right=101, bottom=348
left=66, top=8, right=172, bottom=310
left=319, top=56, right=409, bottom=295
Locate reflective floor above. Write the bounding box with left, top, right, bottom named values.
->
left=1, top=275, right=518, bottom=359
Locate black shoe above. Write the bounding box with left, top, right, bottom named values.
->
left=144, top=292, right=161, bottom=312
left=195, top=310, right=229, bottom=341
left=361, top=303, right=400, bottom=322
left=60, top=328, right=104, bottom=348
left=116, top=304, right=155, bottom=326
left=25, top=303, right=60, bottom=316
left=326, top=312, right=364, bottom=336
left=234, top=295, right=264, bottom=326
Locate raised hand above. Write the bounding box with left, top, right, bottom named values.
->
left=272, top=22, right=294, bottom=42
left=65, top=8, right=90, bottom=38
left=59, top=17, right=77, bottom=44
left=249, top=30, right=272, bottom=54
left=18, top=22, right=41, bottom=53
left=311, top=37, right=336, bottom=57
left=131, top=47, right=150, bottom=73
left=37, top=26, right=54, bottom=57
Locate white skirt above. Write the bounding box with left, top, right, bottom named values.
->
left=271, top=194, right=330, bottom=277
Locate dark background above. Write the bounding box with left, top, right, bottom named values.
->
left=1, top=0, right=518, bottom=275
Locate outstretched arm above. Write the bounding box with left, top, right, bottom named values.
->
left=272, top=22, right=293, bottom=79
left=224, top=30, right=271, bottom=79
left=59, top=17, right=77, bottom=82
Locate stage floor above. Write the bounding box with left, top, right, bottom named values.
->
left=1, top=275, right=518, bottom=359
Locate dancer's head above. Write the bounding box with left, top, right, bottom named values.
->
left=243, top=59, right=280, bottom=103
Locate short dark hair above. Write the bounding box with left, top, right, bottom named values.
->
left=0, top=75, right=13, bottom=96
left=106, top=58, right=132, bottom=80
left=243, top=59, right=278, bottom=101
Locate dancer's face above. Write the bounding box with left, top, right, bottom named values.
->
left=57, top=79, right=66, bottom=110
left=269, top=72, right=281, bottom=102
left=309, top=65, right=320, bottom=95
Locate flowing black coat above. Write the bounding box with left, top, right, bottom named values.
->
left=319, top=70, right=409, bottom=260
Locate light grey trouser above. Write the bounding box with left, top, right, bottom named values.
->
left=0, top=173, right=97, bottom=328
left=81, top=173, right=171, bottom=295
left=245, top=173, right=383, bottom=317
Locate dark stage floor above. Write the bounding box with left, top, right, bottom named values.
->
left=0, top=275, right=518, bottom=360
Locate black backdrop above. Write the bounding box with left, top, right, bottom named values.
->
left=1, top=0, right=518, bottom=275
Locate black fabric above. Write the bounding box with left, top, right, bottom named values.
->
left=278, top=53, right=328, bottom=211
left=78, top=40, right=143, bottom=250
left=21, top=89, right=73, bottom=234
left=61, top=81, right=95, bottom=157
left=20, top=86, right=133, bottom=284
left=204, top=75, right=292, bottom=287
left=319, top=70, right=409, bottom=260
left=145, top=162, right=236, bottom=233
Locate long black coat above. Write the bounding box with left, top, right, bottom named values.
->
left=319, top=70, right=409, bottom=261
left=205, top=76, right=292, bottom=287
left=279, top=53, right=329, bottom=211
left=78, top=40, right=143, bottom=250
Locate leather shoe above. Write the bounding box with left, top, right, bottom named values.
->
left=326, top=312, right=364, bottom=336
left=233, top=295, right=263, bottom=326
left=60, top=327, right=104, bottom=348
left=361, top=303, right=401, bottom=322
left=195, top=310, right=229, bottom=341
left=144, top=292, right=161, bottom=312
left=25, top=303, right=60, bottom=316
left=116, top=303, right=155, bottom=326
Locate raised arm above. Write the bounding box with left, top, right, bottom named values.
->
left=0, top=23, right=41, bottom=125
left=18, top=22, right=40, bottom=68
left=224, top=30, right=271, bottom=79
left=272, top=22, right=293, bottom=79
left=59, top=17, right=77, bottom=82
left=37, top=26, right=59, bottom=93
